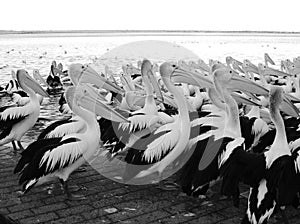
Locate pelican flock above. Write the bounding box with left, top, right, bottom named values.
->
left=2, top=53, right=300, bottom=223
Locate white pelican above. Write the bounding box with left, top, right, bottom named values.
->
left=14, top=85, right=128, bottom=199
left=226, top=56, right=244, bottom=74
left=12, top=69, right=46, bottom=106
left=0, top=70, right=49, bottom=151
left=118, top=62, right=192, bottom=182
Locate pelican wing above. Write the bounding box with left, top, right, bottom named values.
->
left=0, top=105, right=16, bottom=113
left=13, top=90, right=28, bottom=97
left=38, top=117, right=85, bottom=139
left=179, top=137, right=233, bottom=197
left=14, top=138, right=62, bottom=174
left=38, top=117, right=73, bottom=139
left=0, top=105, right=31, bottom=120
left=18, top=137, right=83, bottom=186
left=39, top=137, right=83, bottom=172
left=119, top=114, right=160, bottom=133
left=121, top=128, right=173, bottom=165
left=0, top=106, right=30, bottom=139
left=267, top=155, right=300, bottom=206
left=99, top=110, right=161, bottom=155
left=122, top=122, right=179, bottom=164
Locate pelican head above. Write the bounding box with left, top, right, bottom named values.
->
left=57, top=63, right=63, bottom=71
left=66, top=85, right=129, bottom=123
left=212, top=66, right=235, bottom=87
left=141, top=59, right=163, bottom=102
left=163, top=62, right=213, bottom=88
left=258, top=63, right=291, bottom=77
left=52, top=60, right=57, bottom=67
left=269, top=86, right=283, bottom=112
left=243, top=59, right=259, bottom=74
left=264, top=53, right=275, bottom=65
left=33, top=69, right=49, bottom=87
left=226, top=56, right=243, bottom=66
left=159, top=62, right=180, bottom=79
left=16, top=69, right=49, bottom=97
left=68, top=63, right=124, bottom=94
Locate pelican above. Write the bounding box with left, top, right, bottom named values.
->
left=46, top=61, right=63, bottom=91
left=57, top=63, right=70, bottom=84
left=239, top=87, right=293, bottom=223
left=264, top=53, right=275, bottom=67
left=226, top=56, right=244, bottom=74
left=5, top=71, right=19, bottom=94
left=14, top=85, right=128, bottom=199
left=0, top=70, right=49, bottom=151
left=12, top=69, right=46, bottom=106
left=177, top=65, right=248, bottom=201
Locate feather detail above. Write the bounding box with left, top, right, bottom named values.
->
left=119, top=114, right=160, bottom=133
left=39, top=137, right=82, bottom=172
left=143, top=126, right=179, bottom=163
left=45, top=120, right=85, bottom=138
left=218, top=137, right=245, bottom=168
left=1, top=106, right=31, bottom=120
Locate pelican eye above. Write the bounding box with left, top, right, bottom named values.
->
left=229, top=70, right=233, bottom=74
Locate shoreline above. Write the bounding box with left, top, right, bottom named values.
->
left=1, top=30, right=300, bottom=37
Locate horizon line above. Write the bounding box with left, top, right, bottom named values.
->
left=1, top=29, right=300, bottom=34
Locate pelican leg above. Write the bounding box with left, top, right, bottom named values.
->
left=11, top=141, right=17, bottom=151
left=59, top=179, right=86, bottom=200
left=17, top=141, right=24, bottom=151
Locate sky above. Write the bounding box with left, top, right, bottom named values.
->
left=1, top=0, right=299, bottom=32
